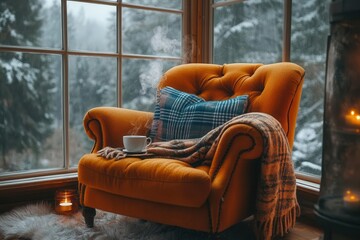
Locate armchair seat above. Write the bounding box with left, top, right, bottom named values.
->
left=79, top=154, right=211, bottom=207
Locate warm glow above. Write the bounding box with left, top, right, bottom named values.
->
left=343, top=190, right=360, bottom=212
left=344, top=189, right=360, bottom=203
left=55, top=189, right=78, bottom=214
left=345, top=109, right=360, bottom=126
left=59, top=198, right=73, bottom=207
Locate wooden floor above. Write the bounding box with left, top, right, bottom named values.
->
left=283, top=220, right=323, bottom=240
left=217, top=217, right=323, bottom=239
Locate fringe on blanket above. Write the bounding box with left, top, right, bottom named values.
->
left=255, top=202, right=300, bottom=240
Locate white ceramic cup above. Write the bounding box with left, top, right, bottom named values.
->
left=123, top=135, right=152, bottom=153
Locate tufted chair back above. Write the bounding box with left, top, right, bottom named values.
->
left=157, top=62, right=305, bottom=149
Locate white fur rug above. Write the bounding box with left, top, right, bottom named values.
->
left=0, top=202, right=251, bottom=240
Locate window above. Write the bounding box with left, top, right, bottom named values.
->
left=0, top=0, right=183, bottom=179
left=211, top=0, right=331, bottom=177
left=1, top=0, right=330, bottom=182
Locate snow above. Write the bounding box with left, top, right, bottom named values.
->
left=224, top=19, right=259, bottom=39
left=297, top=10, right=317, bottom=22
left=0, top=9, right=15, bottom=31
left=299, top=161, right=322, bottom=172
left=303, top=0, right=317, bottom=8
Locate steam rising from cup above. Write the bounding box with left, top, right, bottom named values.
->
left=139, top=26, right=180, bottom=95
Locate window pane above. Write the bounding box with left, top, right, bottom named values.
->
left=0, top=0, right=61, bottom=49
left=69, top=56, right=117, bottom=166
left=213, top=0, right=283, bottom=64
left=122, top=0, right=182, bottom=10
left=67, top=2, right=116, bottom=52
left=122, top=8, right=182, bottom=57
left=122, top=59, right=180, bottom=112
left=291, top=0, right=331, bottom=176
left=0, top=52, right=63, bottom=174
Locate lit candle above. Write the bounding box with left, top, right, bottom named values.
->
left=55, top=189, right=78, bottom=215
left=59, top=198, right=73, bottom=212
left=343, top=190, right=360, bottom=212
left=345, top=109, right=360, bottom=126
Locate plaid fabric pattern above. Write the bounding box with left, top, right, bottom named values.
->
left=150, top=87, right=248, bottom=141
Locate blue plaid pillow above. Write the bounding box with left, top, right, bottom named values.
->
left=150, top=87, right=248, bottom=141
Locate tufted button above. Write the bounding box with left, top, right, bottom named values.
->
left=227, top=89, right=235, bottom=98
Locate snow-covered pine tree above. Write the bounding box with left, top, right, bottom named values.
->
left=0, top=0, right=55, bottom=171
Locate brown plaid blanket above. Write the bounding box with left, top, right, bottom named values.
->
left=98, top=112, right=300, bottom=239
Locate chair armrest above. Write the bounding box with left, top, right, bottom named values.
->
left=83, top=107, right=153, bottom=153
left=209, top=123, right=264, bottom=180
left=207, top=123, right=264, bottom=224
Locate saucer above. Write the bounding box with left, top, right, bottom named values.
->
left=123, top=149, right=147, bottom=154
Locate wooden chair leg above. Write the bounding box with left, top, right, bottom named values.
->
left=82, top=206, right=96, bottom=228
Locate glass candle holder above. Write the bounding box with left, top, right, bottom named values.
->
left=315, top=0, right=360, bottom=229
left=54, top=189, right=79, bottom=215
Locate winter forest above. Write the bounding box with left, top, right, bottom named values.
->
left=0, top=0, right=329, bottom=176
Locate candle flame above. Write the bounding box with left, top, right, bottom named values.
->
left=348, top=110, right=360, bottom=120
left=346, top=110, right=360, bottom=125
left=59, top=198, right=73, bottom=206
left=60, top=202, right=72, bottom=206
left=344, top=189, right=360, bottom=202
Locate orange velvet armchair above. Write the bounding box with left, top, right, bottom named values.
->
left=78, top=63, right=304, bottom=235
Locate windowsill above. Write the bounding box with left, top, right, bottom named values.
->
left=0, top=173, right=78, bottom=213
left=0, top=172, right=78, bottom=190
left=296, top=178, right=320, bottom=193
left=295, top=171, right=320, bottom=192
left=295, top=174, right=320, bottom=226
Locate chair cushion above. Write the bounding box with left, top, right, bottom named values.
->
left=78, top=153, right=211, bottom=207
left=150, top=87, right=248, bottom=141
